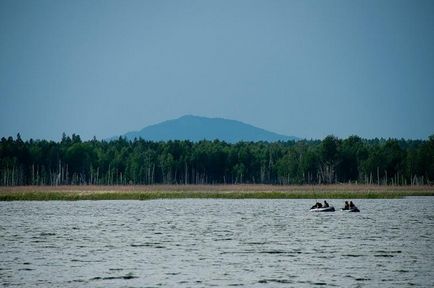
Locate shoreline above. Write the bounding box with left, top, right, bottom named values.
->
left=0, top=184, right=433, bottom=201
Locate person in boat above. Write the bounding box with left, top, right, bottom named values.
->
left=343, top=201, right=350, bottom=210
left=311, top=202, right=323, bottom=209
left=349, top=201, right=355, bottom=209
left=323, top=200, right=329, bottom=208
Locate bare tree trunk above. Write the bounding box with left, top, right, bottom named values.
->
left=385, top=170, right=388, bottom=185
left=184, top=162, right=188, bottom=185
left=377, top=166, right=379, bottom=185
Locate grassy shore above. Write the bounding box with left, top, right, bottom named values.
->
left=0, top=184, right=433, bottom=201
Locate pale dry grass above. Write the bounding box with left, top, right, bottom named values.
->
left=0, top=184, right=433, bottom=200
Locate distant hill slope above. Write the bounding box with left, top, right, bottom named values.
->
left=120, top=115, right=297, bottom=143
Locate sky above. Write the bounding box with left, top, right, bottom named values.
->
left=1, top=0, right=433, bottom=141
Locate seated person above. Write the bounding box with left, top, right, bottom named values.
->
left=343, top=201, right=349, bottom=210
left=323, top=200, right=329, bottom=208
left=311, top=202, right=323, bottom=209
left=349, top=201, right=355, bottom=209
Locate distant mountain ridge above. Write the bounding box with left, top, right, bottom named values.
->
left=119, top=115, right=297, bottom=143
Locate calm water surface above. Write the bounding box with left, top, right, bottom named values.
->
left=1, top=198, right=433, bottom=287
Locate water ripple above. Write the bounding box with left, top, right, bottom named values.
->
left=0, top=198, right=433, bottom=287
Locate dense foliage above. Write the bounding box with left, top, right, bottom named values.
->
left=0, top=133, right=433, bottom=186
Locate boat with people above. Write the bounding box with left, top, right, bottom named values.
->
left=341, top=201, right=360, bottom=212
left=309, top=200, right=335, bottom=212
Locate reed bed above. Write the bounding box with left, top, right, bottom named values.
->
left=0, top=185, right=433, bottom=201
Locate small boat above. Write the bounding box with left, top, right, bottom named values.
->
left=341, top=207, right=360, bottom=212
left=310, top=206, right=335, bottom=212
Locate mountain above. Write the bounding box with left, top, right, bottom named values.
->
left=119, top=115, right=297, bottom=143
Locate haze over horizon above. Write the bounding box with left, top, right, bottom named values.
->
left=1, top=0, right=433, bottom=141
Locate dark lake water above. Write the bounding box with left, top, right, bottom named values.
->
left=1, top=198, right=433, bottom=287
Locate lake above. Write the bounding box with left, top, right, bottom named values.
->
left=1, top=198, right=433, bottom=287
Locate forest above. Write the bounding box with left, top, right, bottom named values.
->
left=0, top=133, right=433, bottom=186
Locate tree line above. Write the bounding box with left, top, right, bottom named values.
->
left=0, top=133, right=433, bottom=186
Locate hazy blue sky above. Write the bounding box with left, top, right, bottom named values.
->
left=1, top=0, right=433, bottom=140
